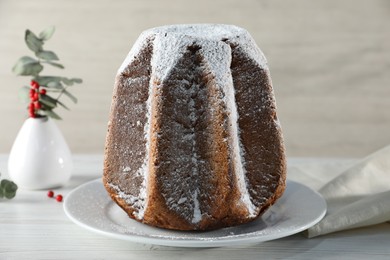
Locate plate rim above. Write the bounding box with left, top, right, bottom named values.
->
left=64, top=178, right=326, bottom=247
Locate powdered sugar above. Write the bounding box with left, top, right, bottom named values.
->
left=131, top=68, right=155, bottom=220
left=177, top=197, right=187, bottom=204
left=223, top=72, right=257, bottom=217
left=120, top=24, right=268, bottom=82
left=108, top=182, right=146, bottom=220
left=192, top=189, right=202, bottom=224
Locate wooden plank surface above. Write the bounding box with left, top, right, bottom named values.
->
left=0, top=0, right=389, bottom=157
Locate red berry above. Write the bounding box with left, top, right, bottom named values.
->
left=29, top=112, right=36, bottom=118
left=28, top=102, right=36, bottom=118
left=56, top=194, right=63, bottom=202
left=29, top=89, right=35, bottom=99
left=28, top=102, right=34, bottom=109
left=40, top=89, right=47, bottom=95
left=47, top=190, right=54, bottom=198
left=30, top=80, right=39, bottom=89
left=34, top=102, right=41, bottom=110
left=32, top=93, right=39, bottom=102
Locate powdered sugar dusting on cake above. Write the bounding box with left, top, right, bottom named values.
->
left=148, top=54, right=207, bottom=224
left=132, top=72, right=155, bottom=220
left=146, top=24, right=263, bottom=220
left=108, top=182, right=146, bottom=219
left=192, top=189, right=202, bottom=224
left=145, top=24, right=268, bottom=77
left=226, top=85, right=257, bottom=217
left=112, top=36, right=154, bottom=220
left=150, top=33, right=185, bottom=82
left=197, top=37, right=257, bottom=216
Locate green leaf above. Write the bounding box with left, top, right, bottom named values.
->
left=40, top=102, right=53, bottom=111
left=0, top=179, right=8, bottom=189
left=44, top=109, right=62, bottom=120
left=0, top=179, right=17, bottom=199
left=18, top=86, right=31, bottom=103
left=40, top=100, right=56, bottom=109
left=25, top=30, right=43, bottom=53
left=5, top=191, right=16, bottom=199
left=61, top=77, right=74, bottom=86
left=56, top=99, right=69, bottom=110
left=12, top=56, right=43, bottom=76
left=71, top=78, right=83, bottom=84
left=45, top=61, right=64, bottom=69
left=63, top=89, right=77, bottom=103
left=61, top=77, right=83, bottom=86
left=34, top=76, right=62, bottom=86
left=40, top=94, right=57, bottom=108
left=47, top=81, right=64, bottom=89
left=36, top=50, right=59, bottom=61
left=3, top=181, right=17, bottom=193
left=39, top=26, right=55, bottom=41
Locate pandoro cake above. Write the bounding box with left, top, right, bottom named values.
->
left=103, top=24, right=286, bottom=231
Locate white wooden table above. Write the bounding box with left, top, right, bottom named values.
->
left=1, top=154, right=389, bottom=259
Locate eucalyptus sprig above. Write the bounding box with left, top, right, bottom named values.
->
left=0, top=174, right=18, bottom=200
left=12, top=26, right=82, bottom=120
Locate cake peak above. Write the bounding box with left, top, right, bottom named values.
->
left=145, top=24, right=247, bottom=39
left=119, top=24, right=268, bottom=80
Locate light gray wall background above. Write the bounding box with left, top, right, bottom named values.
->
left=1, top=0, right=389, bottom=157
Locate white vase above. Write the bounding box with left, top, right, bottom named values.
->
left=8, top=117, right=73, bottom=190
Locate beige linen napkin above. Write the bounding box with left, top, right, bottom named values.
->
left=288, top=145, right=390, bottom=238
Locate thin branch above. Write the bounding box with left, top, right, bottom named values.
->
left=55, top=85, right=70, bottom=102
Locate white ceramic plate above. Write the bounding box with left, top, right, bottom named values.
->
left=64, top=179, right=326, bottom=247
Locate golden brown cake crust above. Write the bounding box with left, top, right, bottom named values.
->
left=103, top=24, right=286, bottom=231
